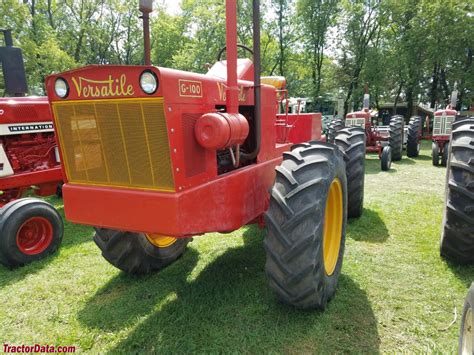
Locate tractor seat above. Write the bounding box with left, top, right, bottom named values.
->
left=261, top=76, right=286, bottom=90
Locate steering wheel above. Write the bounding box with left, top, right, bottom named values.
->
left=217, top=44, right=254, bottom=61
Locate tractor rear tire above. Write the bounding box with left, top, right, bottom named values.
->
left=381, top=146, right=392, bottom=171
left=327, top=118, right=344, bottom=144
left=0, top=198, right=63, bottom=268
left=335, top=127, right=366, bottom=218
left=439, top=118, right=474, bottom=263
left=93, top=228, right=190, bottom=274
left=459, top=283, right=474, bottom=354
left=264, top=141, right=347, bottom=309
left=389, top=116, right=404, bottom=161
left=432, top=142, right=440, bottom=166
left=407, top=116, right=421, bottom=157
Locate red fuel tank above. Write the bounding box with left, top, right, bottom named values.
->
left=194, top=112, right=249, bottom=150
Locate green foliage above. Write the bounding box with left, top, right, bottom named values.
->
left=0, top=0, right=471, bottom=111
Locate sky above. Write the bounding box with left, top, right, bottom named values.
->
left=158, top=0, right=181, bottom=15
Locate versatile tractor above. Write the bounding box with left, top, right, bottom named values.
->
left=437, top=116, right=473, bottom=351
left=45, top=0, right=366, bottom=309
left=0, top=30, right=63, bottom=268
left=328, top=88, right=404, bottom=171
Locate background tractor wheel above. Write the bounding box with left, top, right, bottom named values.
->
left=407, top=116, right=421, bottom=157
left=93, top=228, right=190, bottom=274
left=0, top=198, right=63, bottom=268
left=459, top=283, right=474, bottom=354
left=440, top=118, right=474, bottom=263
left=432, top=142, right=440, bottom=166
left=441, top=142, right=449, bottom=167
left=327, top=118, right=344, bottom=144
left=335, top=127, right=366, bottom=218
left=264, top=141, right=347, bottom=309
left=381, top=146, right=392, bottom=171
left=389, top=115, right=404, bottom=161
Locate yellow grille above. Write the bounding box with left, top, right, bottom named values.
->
left=52, top=98, right=174, bottom=191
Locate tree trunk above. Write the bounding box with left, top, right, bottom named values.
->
left=406, top=87, right=414, bottom=118
left=429, top=63, right=439, bottom=109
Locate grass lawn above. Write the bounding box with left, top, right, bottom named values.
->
left=1, top=140, right=473, bottom=353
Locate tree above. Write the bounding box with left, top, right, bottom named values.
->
left=297, top=0, right=338, bottom=105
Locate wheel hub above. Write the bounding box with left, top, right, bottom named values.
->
left=323, top=178, right=343, bottom=276
left=16, top=217, right=54, bottom=255
left=462, top=307, right=473, bottom=355
left=145, top=234, right=177, bottom=248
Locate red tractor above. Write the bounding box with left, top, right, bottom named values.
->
left=44, top=0, right=366, bottom=309
left=404, top=90, right=459, bottom=166
left=328, top=89, right=403, bottom=171
left=0, top=30, right=63, bottom=268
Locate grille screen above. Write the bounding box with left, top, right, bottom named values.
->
left=53, top=98, right=174, bottom=191
left=433, top=115, right=455, bottom=136
left=346, top=118, right=365, bottom=127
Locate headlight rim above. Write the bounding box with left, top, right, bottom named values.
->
left=139, top=70, right=158, bottom=95
left=54, top=77, right=69, bottom=99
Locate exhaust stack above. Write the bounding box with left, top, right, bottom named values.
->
left=139, top=0, right=153, bottom=66
left=0, top=29, right=28, bottom=96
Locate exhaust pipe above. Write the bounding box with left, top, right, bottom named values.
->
left=139, top=0, right=153, bottom=66
left=0, top=29, right=28, bottom=96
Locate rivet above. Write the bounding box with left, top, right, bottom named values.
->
left=176, top=167, right=180, bottom=172
left=173, top=148, right=177, bottom=153
left=171, top=128, right=175, bottom=133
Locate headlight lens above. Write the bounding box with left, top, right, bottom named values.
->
left=54, top=78, right=69, bottom=98
left=140, top=71, right=158, bottom=94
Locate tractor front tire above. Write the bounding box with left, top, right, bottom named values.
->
left=327, top=118, right=344, bottom=144
left=381, top=146, right=392, bottom=171
left=459, top=283, right=474, bottom=354
left=0, top=198, right=63, bottom=268
left=93, top=228, right=190, bottom=274
left=389, top=116, right=404, bottom=161
left=335, top=127, right=366, bottom=218
left=432, top=142, right=440, bottom=166
left=264, top=141, right=347, bottom=309
left=441, top=142, right=449, bottom=167
left=439, top=118, right=474, bottom=263
left=407, top=116, right=421, bottom=157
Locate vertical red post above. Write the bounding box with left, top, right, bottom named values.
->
left=225, top=0, right=239, bottom=114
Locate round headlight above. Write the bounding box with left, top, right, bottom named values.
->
left=54, top=78, right=69, bottom=98
left=140, top=71, right=158, bottom=94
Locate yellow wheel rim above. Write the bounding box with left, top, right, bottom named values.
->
left=323, top=178, right=343, bottom=276
left=145, top=234, right=177, bottom=248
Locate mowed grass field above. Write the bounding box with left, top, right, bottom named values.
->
left=1, top=141, right=473, bottom=353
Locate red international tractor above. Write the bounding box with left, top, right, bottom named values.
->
left=328, top=89, right=403, bottom=171
left=44, top=0, right=366, bottom=309
left=404, top=90, right=460, bottom=166
left=0, top=30, right=63, bottom=268
left=437, top=116, right=474, bottom=351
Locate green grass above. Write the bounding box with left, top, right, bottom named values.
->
left=1, top=140, right=473, bottom=353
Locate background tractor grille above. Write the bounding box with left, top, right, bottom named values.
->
left=433, top=115, right=455, bottom=136
left=53, top=98, right=174, bottom=191
left=346, top=118, right=365, bottom=127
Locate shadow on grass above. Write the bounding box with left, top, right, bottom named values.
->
left=0, top=201, right=93, bottom=288
left=78, top=226, right=380, bottom=353
left=445, top=261, right=474, bottom=288
left=348, top=208, right=389, bottom=243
